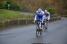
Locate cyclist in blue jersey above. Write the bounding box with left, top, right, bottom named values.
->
left=34, top=8, right=46, bottom=30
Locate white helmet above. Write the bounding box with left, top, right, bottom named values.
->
left=45, top=9, right=48, bottom=12
left=37, top=8, right=42, bottom=12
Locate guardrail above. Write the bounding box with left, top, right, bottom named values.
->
left=0, top=19, right=33, bottom=29
left=0, top=17, right=61, bottom=29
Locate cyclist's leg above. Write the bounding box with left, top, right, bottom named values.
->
left=43, top=19, right=48, bottom=31
left=42, top=22, right=45, bottom=30
left=45, top=19, right=48, bottom=29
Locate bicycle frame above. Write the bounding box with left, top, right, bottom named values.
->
left=37, top=21, right=42, bottom=30
left=36, top=21, right=42, bottom=37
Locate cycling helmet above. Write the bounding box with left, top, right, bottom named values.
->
left=37, top=8, right=42, bottom=12
left=45, top=9, right=48, bottom=12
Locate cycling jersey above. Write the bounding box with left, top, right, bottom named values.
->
left=36, top=12, right=43, bottom=21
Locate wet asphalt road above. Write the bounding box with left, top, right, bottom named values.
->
left=0, top=18, right=67, bottom=44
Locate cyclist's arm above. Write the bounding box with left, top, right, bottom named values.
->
left=34, top=14, right=37, bottom=23
left=47, top=12, right=50, bottom=21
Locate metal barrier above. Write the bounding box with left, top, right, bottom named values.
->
left=0, top=17, right=61, bottom=29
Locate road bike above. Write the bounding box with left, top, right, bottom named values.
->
left=36, top=20, right=43, bottom=37
left=43, top=19, right=48, bottom=32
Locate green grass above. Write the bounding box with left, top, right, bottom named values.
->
left=0, top=9, right=33, bottom=22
